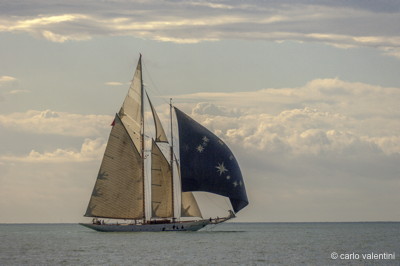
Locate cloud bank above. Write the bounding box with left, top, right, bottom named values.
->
left=0, top=138, right=105, bottom=163
left=0, top=109, right=112, bottom=137
left=178, top=79, right=400, bottom=154
left=1, top=0, right=400, bottom=57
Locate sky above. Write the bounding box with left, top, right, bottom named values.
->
left=0, top=0, right=399, bottom=223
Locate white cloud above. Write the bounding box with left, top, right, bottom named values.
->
left=1, top=1, right=400, bottom=57
left=0, top=75, right=17, bottom=85
left=41, top=29, right=91, bottom=42
left=0, top=109, right=113, bottom=137
left=105, top=81, right=124, bottom=86
left=176, top=78, right=400, bottom=158
left=0, top=138, right=105, bottom=163
left=7, top=89, right=30, bottom=95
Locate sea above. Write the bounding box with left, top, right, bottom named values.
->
left=0, top=222, right=398, bottom=265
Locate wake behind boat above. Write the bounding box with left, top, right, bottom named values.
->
left=80, top=55, right=248, bottom=232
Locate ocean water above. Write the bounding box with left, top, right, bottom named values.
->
left=0, top=222, right=398, bottom=265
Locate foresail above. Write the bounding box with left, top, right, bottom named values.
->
left=119, top=55, right=143, bottom=152
left=151, top=140, right=173, bottom=218
left=174, top=107, right=249, bottom=213
left=84, top=114, right=144, bottom=219
left=181, top=192, right=202, bottom=218
left=147, top=93, right=168, bottom=142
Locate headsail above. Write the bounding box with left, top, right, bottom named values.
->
left=174, top=107, right=248, bottom=213
left=84, top=114, right=144, bottom=219
left=181, top=192, right=202, bottom=218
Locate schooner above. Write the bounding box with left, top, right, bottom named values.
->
left=80, top=55, right=248, bottom=232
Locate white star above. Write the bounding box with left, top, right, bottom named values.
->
left=196, top=145, right=204, bottom=153
left=233, top=181, right=238, bottom=187
left=226, top=175, right=231, bottom=180
left=218, top=140, right=224, bottom=145
left=229, top=155, right=234, bottom=160
left=215, top=162, right=228, bottom=176
left=239, top=181, right=243, bottom=186
left=202, top=136, right=209, bottom=143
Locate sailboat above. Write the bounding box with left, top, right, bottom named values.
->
left=80, top=55, right=248, bottom=232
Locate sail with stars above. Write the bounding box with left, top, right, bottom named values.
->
left=174, top=107, right=249, bottom=213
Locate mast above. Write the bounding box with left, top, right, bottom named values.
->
left=139, top=54, right=146, bottom=222
left=169, top=98, right=175, bottom=219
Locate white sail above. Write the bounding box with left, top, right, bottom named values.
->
left=85, top=114, right=144, bottom=219
left=181, top=192, right=202, bottom=218
left=147, top=93, right=168, bottom=142
left=151, top=140, right=173, bottom=218
left=119, top=56, right=143, bottom=152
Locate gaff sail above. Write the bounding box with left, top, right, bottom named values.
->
left=84, top=114, right=144, bottom=219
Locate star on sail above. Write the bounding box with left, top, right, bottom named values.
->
left=216, top=162, right=228, bottom=175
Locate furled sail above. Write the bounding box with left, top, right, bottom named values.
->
left=151, top=140, right=173, bottom=218
left=147, top=93, right=168, bottom=142
left=84, top=114, right=144, bottom=219
left=181, top=192, right=202, bottom=218
left=119, top=55, right=143, bottom=152
left=174, top=107, right=249, bottom=213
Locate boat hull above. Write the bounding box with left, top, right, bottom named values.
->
left=79, top=220, right=210, bottom=232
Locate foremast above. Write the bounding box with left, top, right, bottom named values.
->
left=169, top=98, right=175, bottom=220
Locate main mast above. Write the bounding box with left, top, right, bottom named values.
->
left=170, top=98, right=175, bottom=220
left=139, top=54, right=146, bottom=222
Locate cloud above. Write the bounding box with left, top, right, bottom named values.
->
left=0, top=75, right=17, bottom=84
left=7, top=89, right=30, bottom=95
left=1, top=1, right=400, bottom=57
left=105, top=81, right=124, bottom=86
left=0, top=75, right=19, bottom=102
left=192, top=102, right=240, bottom=117
left=0, top=138, right=105, bottom=163
left=176, top=78, right=400, bottom=120
left=0, top=109, right=112, bottom=137
left=178, top=79, right=400, bottom=156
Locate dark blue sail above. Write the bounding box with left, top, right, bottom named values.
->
left=174, top=107, right=248, bottom=213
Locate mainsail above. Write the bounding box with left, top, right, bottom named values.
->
left=84, top=114, right=144, bottom=219
left=174, top=107, right=249, bottom=213
left=151, top=140, right=173, bottom=218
